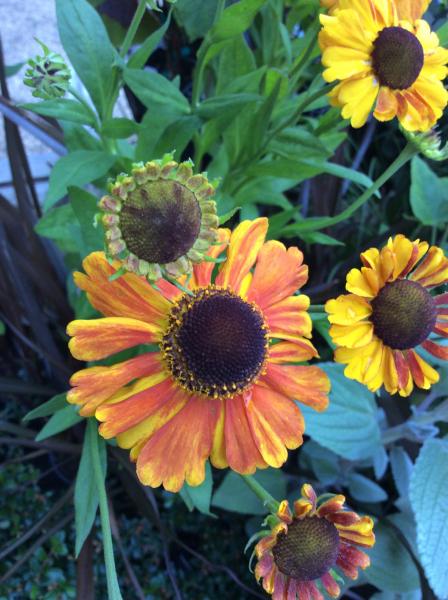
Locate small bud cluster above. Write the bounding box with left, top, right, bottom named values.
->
left=23, top=39, right=71, bottom=100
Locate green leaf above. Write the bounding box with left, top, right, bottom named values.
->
left=153, top=115, right=202, bottom=158
left=128, top=10, right=172, bottom=69
left=347, top=473, right=388, bottom=503
left=35, top=405, right=83, bottom=442
left=21, top=99, right=96, bottom=126
left=196, top=93, right=261, bottom=119
left=208, top=0, right=266, bottom=44
left=212, top=469, right=286, bottom=515
left=179, top=462, right=214, bottom=516
left=56, top=0, right=117, bottom=117
left=102, top=118, right=139, bottom=139
left=410, top=156, right=448, bottom=226
left=365, top=522, right=420, bottom=592
left=35, top=203, right=83, bottom=253
left=174, top=0, right=219, bottom=42
left=410, top=438, right=448, bottom=599
left=45, top=150, right=116, bottom=210
left=69, top=186, right=104, bottom=254
left=75, top=419, right=107, bottom=556
left=298, top=231, right=345, bottom=246
left=23, top=393, right=68, bottom=422
left=219, top=206, right=241, bottom=225
left=216, top=35, right=255, bottom=94
left=123, top=68, right=190, bottom=115
left=6, top=62, right=24, bottom=77
left=299, top=363, right=381, bottom=460
left=0, top=321, right=5, bottom=335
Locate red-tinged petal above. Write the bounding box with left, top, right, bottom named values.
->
left=246, top=385, right=304, bottom=468
left=263, top=363, right=330, bottom=412
left=273, top=571, right=288, bottom=600
left=422, top=339, right=448, bottom=360
left=435, top=292, right=448, bottom=306
left=67, top=317, right=161, bottom=361
left=262, top=563, right=278, bottom=595
left=264, top=296, right=312, bottom=341
left=96, top=378, right=176, bottom=438
left=269, top=340, right=318, bottom=364
left=287, top=578, right=298, bottom=600
left=301, top=483, right=318, bottom=509
left=255, top=552, right=275, bottom=581
left=247, top=240, right=308, bottom=310
left=337, top=516, right=375, bottom=547
left=210, top=399, right=227, bottom=469
left=317, top=495, right=346, bottom=518
left=326, top=511, right=361, bottom=526
left=154, top=278, right=183, bottom=302
left=293, top=499, right=313, bottom=519
left=255, top=534, right=277, bottom=559
left=277, top=500, right=293, bottom=524
left=192, top=228, right=230, bottom=288
left=434, top=323, right=448, bottom=337
left=136, top=396, right=221, bottom=492
left=296, top=582, right=311, bottom=600
left=409, top=246, right=446, bottom=285
left=224, top=393, right=267, bottom=473
left=68, top=353, right=164, bottom=416
left=74, top=251, right=171, bottom=323
left=393, top=350, right=411, bottom=391
left=304, top=581, right=324, bottom=600
left=336, top=555, right=358, bottom=579
left=321, top=572, right=340, bottom=598
left=338, top=541, right=371, bottom=568
left=215, top=218, right=268, bottom=293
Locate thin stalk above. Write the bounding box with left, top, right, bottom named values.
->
left=240, top=474, right=280, bottom=514
left=88, top=420, right=122, bottom=600
left=309, top=304, right=325, bottom=312
left=120, top=0, right=148, bottom=59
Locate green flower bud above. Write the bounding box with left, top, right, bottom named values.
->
left=401, top=126, right=448, bottom=162
left=23, top=39, right=71, bottom=100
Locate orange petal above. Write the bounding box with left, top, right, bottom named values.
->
left=74, top=251, right=171, bottom=324
left=395, top=0, right=429, bottom=20
left=67, top=317, right=161, bottom=361
left=269, top=340, right=318, bottom=363
left=247, top=240, right=308, bottom=310
left=255, top=533, right=277, bottom=559
left=192, top=228, right=230, bottom=288
left=210, top=399, right=227, bottom=469
left=246, top=385, right=304, bottom=468
left=262, top=363, right=330, bottom=412
left=301, top=483, right=318, bottom=508
left=374, top=87, right=398, bottom=122
left=264, top=295, right=312, bottom=341
left=422, top=339, right=448, bottom=360
left=215, top=218, right=268, bottom=293
left=224, top=393, right=267, bottom=473
left=393, top=350, right=411, bottom=392
left=277, top=500, right=293, bottom=524
left=136, top=396, right=221, bottom=492
left=317, top=495, right=345, bottom=517
left=338, top=541, right=371, bottom=568
left=68, top=353, right=164, bottom=416
left=294, top=499, right=313, bottom=519
left=337, top=516, right=375, bottom=547
left=96, top=378, right=177, bottom=438
left=321, top=573, right=340, bottom=598
left=255, top=552, right=275, bottom=581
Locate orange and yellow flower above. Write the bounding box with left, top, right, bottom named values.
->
left=67, top=218, right=330, bottom=492
left=254, top=484, right=375, bottom=600
left=326, top=235, right=448, bottom=397
left=319, top=0, right=448, bottom=131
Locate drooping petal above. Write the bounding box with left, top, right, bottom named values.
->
left=247, top=240, right=308, bottom=310
left=422, top=339, right=448, bottom=360
left=321, top=572, right=340, bottom=598
left=262, top=363, right=330, bottom=412
left=74, top=251, right=171, bottom=324
left=336, top=515, right=375, bottom=547
left=246, top=385, right=304, bottom=468
left=406, top=349, right=439, bottom=389
left=215, top=218, right=268, bottom=293
left=272, top=571, right=288, bottom=600
left=67, top=317, right=161, bottom=361
left=264, top=295, right=312, bottom=341
left=136, top=396, right=221, bottom=492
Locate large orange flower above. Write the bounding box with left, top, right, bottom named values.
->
left=67, top=218, right=330, bottom=492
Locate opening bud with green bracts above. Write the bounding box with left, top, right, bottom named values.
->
left=99, top=155, right=220, bottom=281
left=23, top=39, right=71, bottom=100
left=401, top=126, right=448, bottom=161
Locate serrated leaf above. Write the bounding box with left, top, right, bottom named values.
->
left=75, top=419, right=107, bottom=556
left=23, top=393, right=68, bottom=422
left=56, top=0, right=117, bottom=117
left=212, top=469, right=286, bottom=515
left=45, top=150, right=115, bottom=209
left=410, top=156, right=448, bottom=226
left=179, top=462, right=215, bottom=516
left=35, top=405, right=83, bottom=442
left=410, top=438, right=448, bottom=599
left=299, top=363, right=381, bottom=460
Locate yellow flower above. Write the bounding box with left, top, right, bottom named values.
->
left=254, top=484, right=374, bottom=599
left=326, top=235, right=448, bottom=397
left=319, top=0, right=448, bottom=131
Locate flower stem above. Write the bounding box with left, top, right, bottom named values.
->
left=120, top=0, right=147, bottom=58
left=88, top=420, right=122, bottom=600
left=309, top=304, right=326, bottom=312
left=240, top=474, right=280, bottom=514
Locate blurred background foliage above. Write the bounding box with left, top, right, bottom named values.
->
left=1, top=0, right=448, bottom=598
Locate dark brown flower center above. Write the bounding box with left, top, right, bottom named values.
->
left=272, top=516, right=340, bottom=580
left=372, top=26, right=424, bottom=90
left=161, top=288, right=268, bottom=398
left=119, top=180, right=202, bottom=264
left=371, top=279, right=436, bottom=350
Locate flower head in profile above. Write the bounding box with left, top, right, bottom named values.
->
left=67, top=218, right=330, bottom=492
left=99, top=156, right=219, bottom=281
left=326, top=235, right=448, bottom=396
left=254, top=484, right=375, bottom=599
left=319, top=0, right=448, bottom=131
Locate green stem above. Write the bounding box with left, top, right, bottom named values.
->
left=240, top=474, right=280, bottom=514
left=285, top=142, right=417, bottom=234
left=120, top=0, right=147, bottom=58
left=309, top=304, right=325, bottom=312
left=89, top=420, right=122, bottom=600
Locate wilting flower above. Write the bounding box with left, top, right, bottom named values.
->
left=319, top=0, right=448, bottom=131
left=254, top=484, right=375, bottom=599
left=99, top=156, right=219, bottom=280
left=67, top=218, right=330, bottom=492
left=326, top=235, right=448, bottom=396
left=23, top=39, right=71, bottom=100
